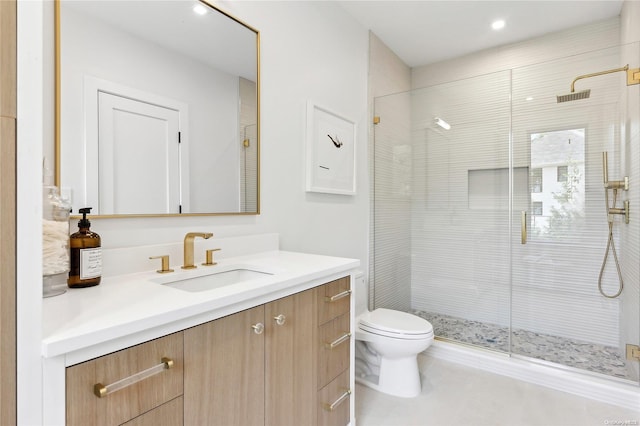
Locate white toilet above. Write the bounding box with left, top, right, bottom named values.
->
left=354, top=273, right=434, bottom=398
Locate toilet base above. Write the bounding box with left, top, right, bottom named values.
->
left=355, top=355, right=422, bottom=398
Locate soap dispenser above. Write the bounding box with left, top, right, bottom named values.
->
left=68, top=207, right=102, bottom=288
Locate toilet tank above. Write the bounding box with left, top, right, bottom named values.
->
left=355, top=271, right=367, bottom=316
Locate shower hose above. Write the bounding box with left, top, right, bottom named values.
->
left=598, top=188, right=624, bottom=298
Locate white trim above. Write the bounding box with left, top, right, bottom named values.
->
left=426, top=340, right=640, bottom=411
left=17, top=1, right=45, bottom=424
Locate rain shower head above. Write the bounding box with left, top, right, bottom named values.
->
left=557, top=64, right=640, bottom=104
left=556, top=89, right=591, bottom=103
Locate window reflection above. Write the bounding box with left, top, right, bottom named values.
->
left=530, top=128, right=585, bottom=239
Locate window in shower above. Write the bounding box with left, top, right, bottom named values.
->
left=529, top=128, right=585, bottom=239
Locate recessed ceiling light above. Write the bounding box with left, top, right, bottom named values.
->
left=193, top=3, right=208, bottom=15
left=491, top=20, right=506, bottom=31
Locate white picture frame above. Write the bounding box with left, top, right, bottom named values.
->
left=305, top=101, right=356, bottom=195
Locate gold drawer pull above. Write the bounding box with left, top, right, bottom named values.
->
left=323, top=388, right=351, bottom=412
left=325, top=289, right=351, bottom=302
left=325, top=332, right=351, bottom=349
left=94, top=357, right=174, bottom=398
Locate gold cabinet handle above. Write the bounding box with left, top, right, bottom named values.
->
left=325, top=332, right=351, bottom=349
left=325, top=289, right=351, bottom=302
left=251, top=323, right=264, bottom=334
left=521, top=211, right=527, bottom=245
left=273, top=314, right=286, bottom=326
left=323, top=388, right=351, bottom=412
left=94, top=357, right=173, bottom=398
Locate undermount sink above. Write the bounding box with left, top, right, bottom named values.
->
left=154, top=268, right=273, bottom=293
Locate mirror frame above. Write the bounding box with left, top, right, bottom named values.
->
left=54, top=0, right=261, bottom=218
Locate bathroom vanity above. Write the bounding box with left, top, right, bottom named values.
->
left=42, top=235, right=359, bottom=425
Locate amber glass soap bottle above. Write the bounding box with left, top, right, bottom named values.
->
left=68, top=207, right=102, bottom=288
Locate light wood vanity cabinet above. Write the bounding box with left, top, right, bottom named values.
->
left=66, top=332, right=184, bottom=426
left=65, top=276, right=352, bottom=426
left=184, top=276, right=351, bottom=426
left=184, top=287, right=318, bottom=426
left=316, top=276, right=352, bottom=426
left=183, top=305, right=266, bottom=425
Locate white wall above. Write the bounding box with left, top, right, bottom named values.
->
left=18, top=1, right=369, bottom=423
left=227, top=1, right=370, bottom=262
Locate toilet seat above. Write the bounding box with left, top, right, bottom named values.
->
left=358, top=308, right=433, bottom=340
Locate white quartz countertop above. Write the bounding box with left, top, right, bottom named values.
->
left=42, top=250, right=359, bottom=360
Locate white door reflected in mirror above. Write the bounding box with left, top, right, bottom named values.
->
left=98, top=92, right=182, bottom=214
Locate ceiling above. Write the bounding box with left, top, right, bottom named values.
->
left=337, top=1, right=624, bottom=68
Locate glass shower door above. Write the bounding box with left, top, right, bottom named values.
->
left=511, top=45, right=639, bottom=382
left=373, top=71, right=513, bottom=353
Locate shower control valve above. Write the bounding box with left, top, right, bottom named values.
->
left=609, top=200, right=630, bottom=224
left=605, top=176, right=629, bottom=191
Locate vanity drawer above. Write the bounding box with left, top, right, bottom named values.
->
left=121, top=396, right=183, bottom=426
left=317, top=369, right=351, bottom=426
left=318, top=312, right=350, bottom=389
left=317, top=276, right=351, bottom=325
left=66, top=332, right=183, bottom=426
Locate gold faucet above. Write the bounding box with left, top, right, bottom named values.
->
left=182, top=232, right=213, bottom=269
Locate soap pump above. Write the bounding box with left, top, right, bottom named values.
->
left=68, top=207, right=102, bottom=288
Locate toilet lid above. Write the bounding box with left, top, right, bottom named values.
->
left=359, top=308, right=433, bottom=339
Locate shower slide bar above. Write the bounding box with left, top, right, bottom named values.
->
left=598, top=152, right=629, bottom=298
left=602, top=152, right=629, bottom=224
left=602, top=151, right=629, bottom=191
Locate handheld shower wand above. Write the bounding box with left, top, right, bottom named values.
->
left=598, top=152, right=629, bottom=298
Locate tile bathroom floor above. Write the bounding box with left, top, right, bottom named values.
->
left=354, top=356, right=640, bottom=426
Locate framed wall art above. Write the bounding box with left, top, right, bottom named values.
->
left=305, top=101, right=356, bottom=195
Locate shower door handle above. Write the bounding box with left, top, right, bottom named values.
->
left=521, top=211, right=527, bottom=244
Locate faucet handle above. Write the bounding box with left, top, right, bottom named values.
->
left=149, top=255, right=174, bottom=273
left=202, top=248, right=221, bottom=266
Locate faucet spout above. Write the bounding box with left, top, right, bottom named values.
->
left=182, top=232, right=213, bottom=269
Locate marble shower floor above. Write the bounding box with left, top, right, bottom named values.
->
left=412, top=310, right=634, bottom=380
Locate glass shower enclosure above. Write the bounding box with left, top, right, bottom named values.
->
left=372, top=43, right=640, bottom=384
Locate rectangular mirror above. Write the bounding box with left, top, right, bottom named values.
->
left=55, top=0, right=260, bottom=216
